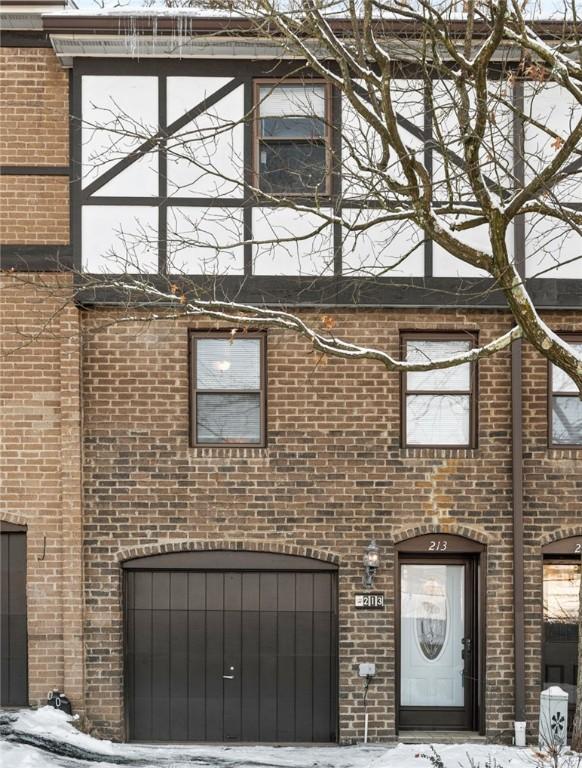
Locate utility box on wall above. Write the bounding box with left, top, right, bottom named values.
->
left=539, top=686, right=569, bottom=750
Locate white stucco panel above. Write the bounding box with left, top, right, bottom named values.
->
left=524, top=83, right=582, bottom=201
left=82, top=206, right=158, bottom=273
left=166, top=78, right=244, bottom=198
left=341, top=80, right=424, bottom=199
left=342, top=209, right=425, bottom=277
left=432, top=79, right=514, bottom=203
left=167, top=206, right=244, bottom=274
left=432, top=216, right=514, bottom=278
left=525, top=214, right=582, bottom=279
left=82, top=76, right=159, bottom=196
left=252, top=208, right=334, bottom=275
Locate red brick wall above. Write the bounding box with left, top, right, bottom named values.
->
left=0, top=47, right=68, bottom=166
left=79, top=307, right=528, bottom=741
left=0, top=176, right=69, bottom=244
left=0, top=273, right=84, bottom=711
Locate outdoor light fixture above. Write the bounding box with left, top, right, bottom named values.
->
left=363, top=540, right=380, bottom=589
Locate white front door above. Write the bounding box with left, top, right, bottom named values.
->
left=400, top=564, right=465, bottom=708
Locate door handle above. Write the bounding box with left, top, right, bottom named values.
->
left=222, top=675, right=234, bottom=679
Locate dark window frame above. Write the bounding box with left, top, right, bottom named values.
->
left=548, top=333, right=582, bottom=449
left=189, top=330, right=267, bottom=448
left=252, top=78, right=333, bottom=197
left=400, top=331, right=479, bottom=449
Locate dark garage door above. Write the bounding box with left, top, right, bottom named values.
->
left=1, top=522, right=28, bottom=706
left=123, top=550, right=338, bottom=743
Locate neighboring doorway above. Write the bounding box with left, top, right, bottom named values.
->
left=1, top=522, right=28, bottom=707
left=123, top=550, right=338, bottom=743
left=396, top=535, right=484, bottom=732
left=542, top=536, right=582, bottom=735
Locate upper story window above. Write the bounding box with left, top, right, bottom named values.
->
left=255, top=81, right=331, bottom=195
left=549, top=336, right=582, bottom=446
left=190, top=332, right=266, bottom=447
left=402, top=334, right=477, bottom=448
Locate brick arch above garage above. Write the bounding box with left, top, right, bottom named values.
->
left=115, top=538, right=341, bottom=567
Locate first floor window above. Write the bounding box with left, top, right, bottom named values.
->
left=550, top=336, right=582, bottom=446
left=402, top=334, right=476, bottom=448
left=190, top=332, right=266, bottom=446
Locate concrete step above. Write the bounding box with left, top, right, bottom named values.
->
left=398, top=731, right=488, bottom=744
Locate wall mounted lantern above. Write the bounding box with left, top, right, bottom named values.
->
left=363, top=540, right=380, bottom=588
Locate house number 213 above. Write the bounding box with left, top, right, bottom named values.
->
left=428, top=540, right=448, bottom=551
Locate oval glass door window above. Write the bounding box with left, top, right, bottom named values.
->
left=416, top=578, right=448, bottom=661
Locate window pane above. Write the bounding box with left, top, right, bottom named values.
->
left=259, top=141, right=327, bottom=194
left=406, top=340, right=472, bottom=391
left=552, top=395, right=582, bottom=444
left=197, top=393, right=261, bottom=444
left=406, top=394, right=471, bottom=445
left=259, top=84, right=325, bottom=120
left=552, top=343, right=582, bottom=393
left=196, top=339, right=260, bottom=390
left=261, top=116, right=325, bottom=139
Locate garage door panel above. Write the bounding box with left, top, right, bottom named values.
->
left=241, top=610, right=260, bottom=741
left=295, top=611, right=314, bottom=741
left=258, top=611, right=278, bottom=741
left=170, top=609, right=188, bottom=740
left=205, top=609, right=224, bottom=740
left=313, top=610, right=334, bottom=742
left=187, top=610, right=206, bottom=740
left=124, top=559, right=337, bottom=743
left=151, top=608, right=171, bottom=741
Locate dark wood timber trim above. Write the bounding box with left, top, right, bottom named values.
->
left=1, top=245, right=73, bottom=271
left=73, top=276, right=582, bottom=309
left=0, top=166, right=70, bottom=177
left=0, top=31, right=52, bottom=48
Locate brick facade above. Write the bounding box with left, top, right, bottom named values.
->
left=78, top=307, right=580, bottom=742
left=0, top=47, right=69, bottom=166
left=1, top=34, right=580, bottom=747
left=0, top=274, right=84, bottom=711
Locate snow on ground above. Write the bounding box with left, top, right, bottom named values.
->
left=0, top=706, right=560, bottom=768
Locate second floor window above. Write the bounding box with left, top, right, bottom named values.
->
left=190, top=332, right=266, bottom=446
left=402, top=334, right=477, bottom=448
left=550, top=336, right=582, bottom=446
left=255, top=81, right=330, bottom=195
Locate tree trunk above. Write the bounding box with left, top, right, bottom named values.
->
left=571, top=555, right=582, bottom=752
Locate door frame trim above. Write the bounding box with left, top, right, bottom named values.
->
left=394, top=534, right=486, bottom=735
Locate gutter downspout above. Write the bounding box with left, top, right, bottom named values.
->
left=512, top=79, right=526, bottom=729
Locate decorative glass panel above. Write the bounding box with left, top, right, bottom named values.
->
left=543, top=563, right=580, bottom=705
left=406, top=394, right=470, bottom=446
left=407, top=340, right=472, bottom=391
left=259, top=142, right=326, bottom=194
left=552, top=344, right=582, bottom=393
left=552, top=396, right=582, bottom=444
left=197, top=393, right=261, bottom=444
left=196, top=339, right=260, bottom=390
